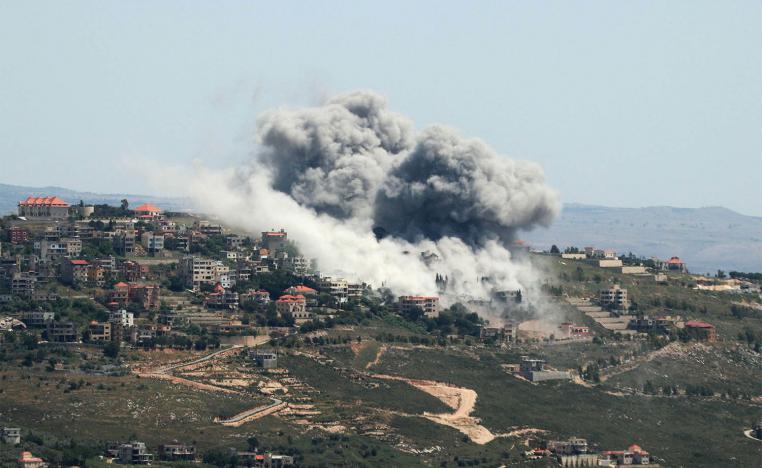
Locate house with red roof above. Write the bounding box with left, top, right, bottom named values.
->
left=17, top=196, right=71, bottom=219
left=134, top=202, right=163, bottom=219
left=684, top=320, right=717, bottom=342
left=284, top=285, right=318, bottom=305
left=275, top=294, right=312, bottom=321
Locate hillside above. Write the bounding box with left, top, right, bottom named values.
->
left=522, top=203, right=762, bottom=274
left=0, top=183, right=191, bottom=215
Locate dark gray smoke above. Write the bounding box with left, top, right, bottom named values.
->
left=254, top=90, right=558, bottom=248
left=256, top=90, right=413, bottom=219
left=373, top=126, right=558, bottom=245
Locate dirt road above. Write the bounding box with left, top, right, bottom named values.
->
left=372, top=374, right=496, bottom=444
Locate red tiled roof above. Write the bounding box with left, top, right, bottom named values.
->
left=285, top=285, right=317, bottom=294
left=18, top=196, right=69, bottom=207
left=276, top=294, right=306, bottom=303
left=134, top=203, right=162, bottom=213
left=69, top=259, right=89, bottom=265
left=263, top=231, right=286, bottom=237
left=667, top=256, right=684, bottom=264
left=114, top=282, right=129, bottom=288
left=685, top=320, right=715, bottom=329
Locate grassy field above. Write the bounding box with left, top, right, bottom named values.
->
left=371, top=345, right=762, bottom=467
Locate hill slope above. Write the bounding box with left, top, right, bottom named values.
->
left=522, top=203, right=762, bottom=274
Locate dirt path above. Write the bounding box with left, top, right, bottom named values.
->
left=134, top=341, right=287, bottom=425
left=372, top=374, right=496, bottom=444
left=365, top=345, right=387, bottom=369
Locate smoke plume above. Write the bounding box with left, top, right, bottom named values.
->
left=144, top=90, right=560, bottom=324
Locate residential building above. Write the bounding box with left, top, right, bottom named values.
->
left=181, top=256, right=228, bottom=289
left=121, top=260, right=147, bottom=282
left=109, top=309, right=135, bottom=328
left=261, top=229, right=288, bottom=252
left=599, top=285, right=629, bottom=310
left=684, top=320, right=717, bottom=343
left=318, top=276, right=349, bottom=303
left=601, top=444, right=650, bottom=465
left=558, top=322, right=590, bottom=338
left=110, top=282, right=130, bottom=304
left=158, top=443, right=197, bottom=462
left=39, top=238, right=82, bottom=262
left=17, top=451, right=47, bottom=468
left=518, top=356, right=570, bottom=382
left=61, top=259, right=90, bottom=285
left=206, top=284, right=239, bottom=310
left=480, top=323, right=517, bottom=343
left=561, top=253, right=586, bottom=260
left=17, top=196, right=70, bottom=219
left=275, top=294, right=307, bottom=317
left=226, top=234, right=245, bottom=249
left=114, top=230, right=136, bottom=255
left=347, top=282, right=364, bottom=301
left=129, top=284, right=161, bottom=310
left=22, top=311, right=54, bottom=328
left=241, top=289, right=271, bottom=306
left=11, top=272, right=36, bottom=298
left=87, top=321, right=112, bottom=342
left=283, top=255, right=311, bottom=275
left=9, top=227, right=30, bottom=244
left=46, top=321, right=78, bottom=343
left=134, top=202, right=163, bottom=219
left=283, top=285, right=318, bottom=305
left=87, top=265, right=105, bottom=287
left=117, top=441, right=153, bottom=465
left=195, top=220, right=224, bottom=235
left=399, top=295, right=440, bottom=318
left=141, top=232, right=164, bottom=254
left=1, top=427, right=20, bottom=444
left=661, top=256, right=687, bottom=272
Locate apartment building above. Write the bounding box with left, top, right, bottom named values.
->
left=399, top=295, right=440, bottom=318
left=275, top=294, right=307, bottom=317
left=599, top=285, right=629, bottom=310
left=17, top=196, right=70, bottom=219
left=87, top=321, right=112, bottom=342
left=140, top=232, right=164, bottom=254
left=180, top=256, right=228, bottom=289
left=61, top=259, right=90, bottom=285
left=318, top=276, right=349, bottom=303
left=11, top=272, right=36, bottom=298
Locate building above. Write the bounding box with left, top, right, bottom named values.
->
left=18, top=196, right=70, bottom=219
left=241, top=289, right=271, bottom=306
left=158, top=443, right=196, bottom=462
left=249, top=349, right=278, bottom=369
left=206, top=284, right=239, bottom=310
left=599, top=285, right=629, bottom=310
left=275, top=294, right=307, bottom=318
left=261, top=229, right=288, bottom=252
left=46, top=321, right=78, bottom=343
left=17, top=451, right=47, bottom=468
left=121, top=260, right=147, bottom=282
left=39, top=238, right=82, bottom=262
left=61, top=259, right=90, bottom=285
left=479, top=323, right=517, bottom=343
left=684, top=320, right=717, bottom=343
left=601, top=444, right=650, bottom=465
left=283, top=285, right=318, bottom=305
left=109, top=309, right=135, bottom=327
left=114, top=230, right=136, bottom=255
left=620, top=266, right=648, bottom=274
left=558, top=322, right=590, bottom=339
left=140, top=232, right=164, bottom=254
left=399, top=295, right=440, bottom=318
left=110, top=282, right=130, bottom=304
left=134, top=202, right=163, bottom=219
left=11, top=272, right=36, bottom=298
left=129, top=284, right=161, bottom=310
left=283, top=255, right=311, bottom=275
left=87, top=321, right=112, bottom=342
left=318, top=277, right=349, bottom=303
left=662, top=256, right=687, bottom=272
left=117, top=441, right=153, bottom=465
left=561, top=253, right=586, bottom=260
left=1, top=427, right=20, bottom=444
left=518, top=356, right=571, bottom=382
left=22, top=311, right=55, bottom=328
left=9, top=227, right=30, bottom=244
left=181, top=256, right=228, bottom=289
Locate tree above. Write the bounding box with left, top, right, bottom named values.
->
left=550, top=245, right=560, bottom=254
left=103, top=341, right=120, bottom=359
left=120, top=199, right=129, bottom=211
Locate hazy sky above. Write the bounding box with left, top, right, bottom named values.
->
left=1, top=1, right=760, bottom=215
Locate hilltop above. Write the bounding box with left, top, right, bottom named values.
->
left=0, top=183, right=191, bottom=215
left=522, top=203, right=762, bottom=274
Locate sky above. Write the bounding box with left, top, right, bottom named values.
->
left=0, top=1, right=760, bottom=216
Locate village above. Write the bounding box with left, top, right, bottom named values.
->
left=1, top=195, right=761, bottom=467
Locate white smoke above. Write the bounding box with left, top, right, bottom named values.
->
left=136, top=90, right=561, bottom=322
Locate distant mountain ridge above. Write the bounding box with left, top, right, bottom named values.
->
left=0, top=183, right=191, bottom=214
left=2, top=183, right=759, bottom=273
left=522, top=203, right=762, bottom=274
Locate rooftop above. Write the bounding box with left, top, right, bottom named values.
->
left=134, top=202, right=162, bottom=213
left=18, top=196, right=69, bottom=207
